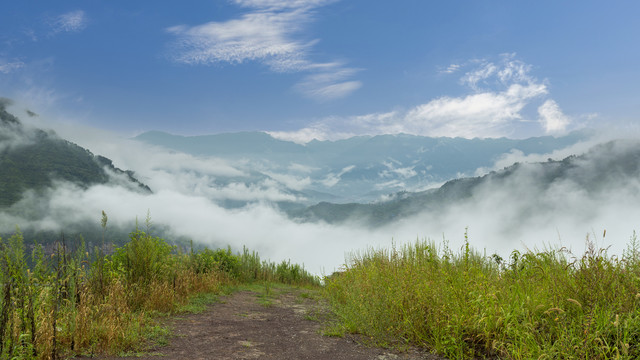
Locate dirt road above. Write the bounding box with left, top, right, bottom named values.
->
left=78, top=285, right=445, bottom=360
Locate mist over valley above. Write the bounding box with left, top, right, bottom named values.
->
left=1, top=101, right=638, bottom=275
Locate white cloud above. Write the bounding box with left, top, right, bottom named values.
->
left=52, top=10, right=87, bottom=34
left=402, top=83, right=547, bottom=138
left=167, top=0, right=359, bottom=100
left=271, top=81, right=548, bottom=141
left=270, top=54, right=575, bottom=141
left=538, top=99, right=571, bottom=134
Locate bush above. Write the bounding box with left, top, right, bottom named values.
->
left=111, top=229, right=175, bottom=287
left=191, top=247, right=240, bottom=278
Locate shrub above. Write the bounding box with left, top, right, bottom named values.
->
left=111, top=229, right=175, bottom=287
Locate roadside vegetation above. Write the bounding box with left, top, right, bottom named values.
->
left=324, top=231, right=640, bottom=359
left=0, top=213, right=319, bottom=360
left=6, top=209, right=639, bottom=360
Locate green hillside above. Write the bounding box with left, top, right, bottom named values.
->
left=0, top=101, right=150, bottom=207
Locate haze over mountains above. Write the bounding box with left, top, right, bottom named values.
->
left=294, top=139, right=640, bottom=226
left=135, top=130, right=590, bottom=205
left=2, top=100, right=640, bottom=273
left=135, top=129, right=640, bottom=241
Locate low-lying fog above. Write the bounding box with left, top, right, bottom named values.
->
left=3, top=115, right=640, bottom=275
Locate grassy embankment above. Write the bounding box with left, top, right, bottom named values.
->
left=324, top=232, right=640, bottom=359
left=0, top=214, right=319, bottom=360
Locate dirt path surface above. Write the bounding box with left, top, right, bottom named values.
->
left=78, top=285, right=445, bottom=360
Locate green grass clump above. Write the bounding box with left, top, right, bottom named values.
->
left=324, top=232, right=640, bottom=359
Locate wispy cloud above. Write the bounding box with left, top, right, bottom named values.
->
left=270, top=54, right=573, bottom=142
left=440, top=63, right=461, bottom=74
left=166, top=0, right=359, bottom=100
left=234, top=0, right=337, bottom=10
left=460, top=62, right=498, bottom=90
left=295, top=64, right=362, bottom=100
left=0, top=60, right=24, bottom=74
left=166, top=9, right=311, bottom=70
left=460, top=54, right=533, bottom=90
left=52, top=10, right=88, bottom=34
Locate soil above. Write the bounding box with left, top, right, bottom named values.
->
left=75, top=285, right=446, bottom=360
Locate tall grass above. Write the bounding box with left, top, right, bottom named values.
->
left=0, top=217, right=319, bottom=359
left=236, top=246, right=319, bottom=286
left=324, top=233, right=640, bottom=359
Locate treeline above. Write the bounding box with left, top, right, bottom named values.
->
left=0, top=220, right=318, bottom=359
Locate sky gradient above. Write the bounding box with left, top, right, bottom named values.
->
left=1, top=1, right=639, bottom=141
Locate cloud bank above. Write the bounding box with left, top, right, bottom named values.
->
left=4, top=137, right=638, bottom=276
left=3, top=114, right=637, bottom=276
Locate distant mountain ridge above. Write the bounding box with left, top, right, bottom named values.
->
left=0, top=99, right=150, bottom=207
left=135, top=130, right=591, bottom=203
left=289, top=139, right=640, bottom=226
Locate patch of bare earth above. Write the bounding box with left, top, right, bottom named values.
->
left=76, top=286, right=446, bottom=360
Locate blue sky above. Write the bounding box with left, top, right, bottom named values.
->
left=1, top=1, right=639, bottom=141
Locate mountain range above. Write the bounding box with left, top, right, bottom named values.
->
left=289, top=139, right=640, bottom=226
left=135, top=129, right=591, bottom=204
left=4, top=98, right=639, bottom=245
